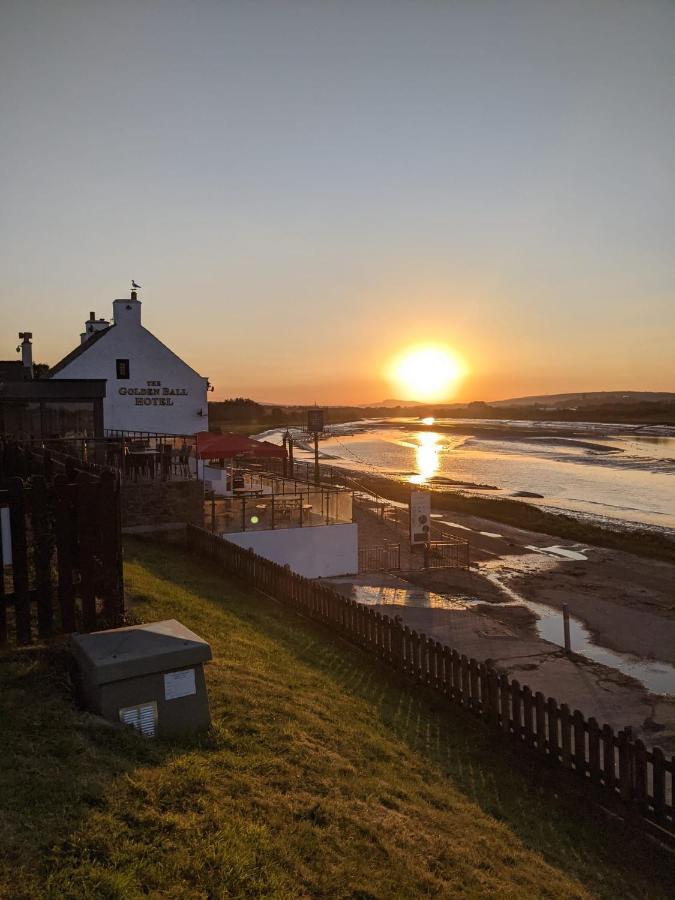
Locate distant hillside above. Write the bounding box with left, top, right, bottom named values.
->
left=357, top=398, right=426, bottom=408
left=209, top=391, right=675, bottom=430
left=489, top=391, right=675, bottom=408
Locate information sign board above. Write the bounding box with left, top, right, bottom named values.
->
left=409, top=490, right=431, bottom=545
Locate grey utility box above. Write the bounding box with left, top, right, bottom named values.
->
left=71, top=619, right=212, bottom=737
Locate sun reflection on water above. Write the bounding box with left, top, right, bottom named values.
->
left=409, top=431, right=441, bottom=484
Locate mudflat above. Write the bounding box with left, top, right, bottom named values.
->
left=345, top=499, right=675, bottom=752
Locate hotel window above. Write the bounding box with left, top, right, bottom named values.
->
left=116, top=359, right=130, bottom=379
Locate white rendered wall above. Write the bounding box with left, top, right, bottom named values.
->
left=51, top=298, right=208, bottom=434
left=226, top=523, right=358, bottom=578
left=199, top=463, right=230, bottom=494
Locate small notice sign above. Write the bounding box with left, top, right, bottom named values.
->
left=164, top=668, right=196, bottom=700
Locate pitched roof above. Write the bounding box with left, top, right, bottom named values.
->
left=49, top=325, right=114, bottom=376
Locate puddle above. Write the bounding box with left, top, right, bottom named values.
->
left=485, top=572, right=675, bottom=696
left=348, top=576, right=675, bottom=696
left=350, top=584, right=472, bottom=611
left=525, top=544, right=589, bottom=561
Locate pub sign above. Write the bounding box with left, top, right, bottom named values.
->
left=307, top=408, right=324, bottom=434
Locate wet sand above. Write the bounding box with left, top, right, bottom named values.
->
left=344, top=500, right=675, bottom=751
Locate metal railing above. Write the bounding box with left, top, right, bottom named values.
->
left=359, top=544, right=401, bottom=573
left=23, top=433, right=199, bottom=482
left=204, top=483, right=353, bottom=534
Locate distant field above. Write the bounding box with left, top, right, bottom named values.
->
left=1, top=538, right=673, bottom=897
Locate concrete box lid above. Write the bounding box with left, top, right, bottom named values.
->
left=71, top=619, right=212, bottom=686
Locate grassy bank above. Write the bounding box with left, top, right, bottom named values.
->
left=349, top=472, right=675, bottom=564
left=1, top=538, right=673, bottom=898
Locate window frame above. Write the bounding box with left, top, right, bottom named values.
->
left=116, top=358, right=130, bottom=380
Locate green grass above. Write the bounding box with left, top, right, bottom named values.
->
left=1, top=538, right=673, bottom=898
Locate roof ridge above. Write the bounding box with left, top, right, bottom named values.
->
left=49, top=324, right=114, bottom=376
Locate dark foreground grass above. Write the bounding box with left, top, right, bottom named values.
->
left=1, top=539, right=673, bottom=899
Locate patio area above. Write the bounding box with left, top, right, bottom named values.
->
left=204, top=468, right=353, bottom=534
left=33, top=432, right=199, bottom=482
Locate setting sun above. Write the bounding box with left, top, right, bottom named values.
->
left=388, top=345, right=466, bottom=402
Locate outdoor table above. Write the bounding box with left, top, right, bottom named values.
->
left=128, top=448, right=160, bottom=480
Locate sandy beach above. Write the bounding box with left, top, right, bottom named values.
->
left=330, top=497, right=675, bottom=752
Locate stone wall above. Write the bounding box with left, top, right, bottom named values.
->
left=121, top=480, right=203, bottom=531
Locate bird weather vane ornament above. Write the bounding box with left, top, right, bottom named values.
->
left=131, top=280, right=142, bottom=290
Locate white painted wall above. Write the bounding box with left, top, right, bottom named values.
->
left=226, top=523, right=358, bottom=578
left=51, top=297, right=208, bottom=435
left=198, top=462, right=231, bottom=495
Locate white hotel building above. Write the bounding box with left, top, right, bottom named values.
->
left=50, top=291, right=208, bottom=434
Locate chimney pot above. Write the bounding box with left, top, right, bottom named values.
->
left=89, top=311, right=96, bottom=321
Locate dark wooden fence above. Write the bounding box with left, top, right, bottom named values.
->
left=0, top=440, right=124, bottom=644
left=186, top=523, right=673, bottom=840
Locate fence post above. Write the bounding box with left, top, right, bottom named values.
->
left=8, top=477, right=31, bottom=644
left=547, top=697, right=559, bottom=762
left=100, top=470, right=124, bottom=625
left=573, top=709, right=586, bottom=775
left=560, top=703, right=572, bottom=769
left=618, top=729, right=633, bottom=804
left=487, top=666, right=499, bottom=731
left=523, top=686, right=534, bottom=747
left=460, top=655, right=470, bottom=708
left=448, top=651, right=459, bottom=704
left=588, top=717, right=601, bottom=784
left=651, top=747, right=666, bottom=825
left=0, top=484, right=6, bottom=644
left=632, top=739, right=648, bottom=815
left=535, top=692, right=547, bottom=756
left=511, top=679, right=522, bottom=743
left=31, top=475, right=54, bottom=638
left=563, top=604, right=571, bottom=654
left=602, top=724, right=615, bottom=790
left=500, top=674, right=511, bottom=737
left=76, top=473, right=98, bottom=632
left=54, top=475, right=76, bottom=633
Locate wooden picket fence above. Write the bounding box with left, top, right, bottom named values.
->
left=186, top=523, right=674, bottom=841
left=0, top=441, right=124, bottom=644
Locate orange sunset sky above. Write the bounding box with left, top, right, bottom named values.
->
left=1, top=2, right=674, bottom=405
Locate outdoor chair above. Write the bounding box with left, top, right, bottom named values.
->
left=160, top=444, right=173, bottom=480
left=178, top=445, right=191, bottom=477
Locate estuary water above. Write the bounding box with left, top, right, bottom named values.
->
left=262, top=419, right=675, bottom=532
